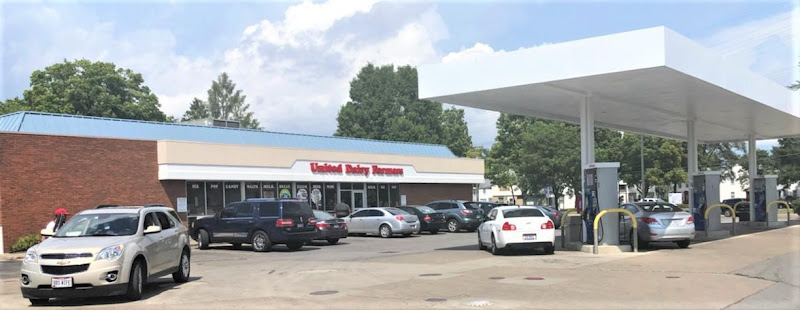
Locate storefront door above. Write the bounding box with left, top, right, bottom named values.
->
left=353, top=191, right=366, bottom=210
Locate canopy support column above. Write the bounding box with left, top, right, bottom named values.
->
left=748, top=135, right=757, bottom=221
left=580, top=94, right=595, bottom=207
left=687, top=119, right=697, bottom=210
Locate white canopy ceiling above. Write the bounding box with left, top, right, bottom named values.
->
left=419, top=26, right=800, bottom=143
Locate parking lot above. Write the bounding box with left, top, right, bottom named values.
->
left=1, top=221, right=799, bottom=309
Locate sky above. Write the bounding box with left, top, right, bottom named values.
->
left=2, top=0, right=798, bottom=150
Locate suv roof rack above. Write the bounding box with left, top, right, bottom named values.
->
left=246, top=198, right=276, bottom=201
left=95, top=204, right=120, bottom=209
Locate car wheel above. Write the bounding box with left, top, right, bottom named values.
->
left=478, top=233, right=486, bottom=250
left=327, top=238, right=339, bottom=245
left=172, top=248, right=190, bottom=283
left=231, top=243, right=242, bottom=249
left=429, top=229, right=439, bottom=235
left=544, top=245, right=555, bottom=255
left=125, top=260, right=145, bottom=301
left=379, top=224, right=392, bottom=238
left=286, top=242, right=304, bottom=251
left=251, top=231, right=272, bottom=252
left=676, top=240, right=691, bottom=249
left=490, top=233, right=501, bottom=255
left=197, top=229, right=210, bottom=250
left=29, top=298, right=47, bottom=305
left=723, top=209, right=732, bottom=217
left=447, top=219, right=459, bottom=233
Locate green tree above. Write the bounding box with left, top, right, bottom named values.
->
left=697, top=143, right=744, bottom=181
left=335, top=64, right=473, bottom=156
left=181, top=98, right=209, bottom=121
left=1, top=59, right=166, bottom=121
left=181, top=73, right=260, bottom=129
left=772, top=63, right=800, bottom=186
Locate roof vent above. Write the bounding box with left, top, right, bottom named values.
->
left=182, top=118, right=240, bottom=128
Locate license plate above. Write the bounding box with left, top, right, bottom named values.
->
left=411, top=225, right=416, bottom=228
left=51, top=277, right=73, bottom=288
left=297, top=224, right=304, bottom=228
left=332, top=225, right=339, bottom=228
left=523, top=234, right=537, bottom=241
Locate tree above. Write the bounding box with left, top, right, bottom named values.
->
left=181, top=72, right=260, bottom=129
left=1, top=59, right=166, bottom=121
left=772, top=63, right=800, bottom=186
left=697, top=143, right=744, bottom=181
left=181, top=98, right=209, bottom=121
left=335, top=64, right=473, bottom=156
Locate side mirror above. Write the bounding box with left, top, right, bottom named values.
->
left=143, top=225, right=162, bottom=234
left=40, top=229, right=55, bottom=237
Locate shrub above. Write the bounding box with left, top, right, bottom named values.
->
left=10, top=234, right=41, bottom=253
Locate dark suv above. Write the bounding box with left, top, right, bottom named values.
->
left=192, top=199, right=317, bottom=252
left=722, top=198, right=750, bottom=220
left=425, top=200, right=484, bottom=232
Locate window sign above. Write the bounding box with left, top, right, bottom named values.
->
left=187, top=181, right=205, bottom=216
left=262, top=182, right=276, bottom=199
left=278, top=182, right=293, bottom=199
left=379, top=184, right=389, bottom=207
left=367, top=184, right=378, bottom=208
left=390, top=184, right=400, bottom=208
left=224, top=182, right=242, bottom=205
left=206, top=182, right=224, bottom=215
left=324, top=183, right=337, bottom=211
left=310, top=183, right=323, bottom=210
left=296, top=183, right=309, bottom=201
left=245, top=182, right=261, bottom=199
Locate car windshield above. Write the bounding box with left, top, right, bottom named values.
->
left=54, top=213, right=139, bottom=237
left=415, top=206, right=436, bottom=214
left=386, top=208, right=410, bottom=215
left=463, top=202, right=480, bottom=210
left=503, top=208, right=544, bottom=218
left=640, top=203, right=683, bottom=212
left=313, top=211, right=334, bottom=220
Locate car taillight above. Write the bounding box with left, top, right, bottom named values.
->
left=276, top=218, right=294, bottom=227
left=316, top=222, right=331, bottom=229
left=642, top=217, right=659, bottom=224
left=461, top=209, right=473, bottom=216
left=423, top=215, right=431, bottom=221
left=340, top=222, right=347, bottom=228
left=686, top=216, right=694, bottom=224
left=541, top=221, right=554, bottom=229
left=308, top=217, right=317, bottom=226
left=395, top=215, right=404, bottom=221
left=502, top=222, right=516, bottom=231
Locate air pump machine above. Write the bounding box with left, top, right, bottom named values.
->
left=581, top=163, right=620, bottom=245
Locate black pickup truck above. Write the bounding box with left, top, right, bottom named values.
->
left=192, top=199, right=317, bottom=252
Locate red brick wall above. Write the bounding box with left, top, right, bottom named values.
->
left=0, top=133, right=185, bottom=253
left=399, top=183, right=473, bottom=205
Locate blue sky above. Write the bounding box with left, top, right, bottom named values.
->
left=2, top=0, right=797, bottom=150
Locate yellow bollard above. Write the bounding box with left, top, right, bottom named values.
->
left=767, top=201, right=791, bottom=226
left=704, top=204, right=735, bottom=238
left=592, top=208, right=637, bottom=254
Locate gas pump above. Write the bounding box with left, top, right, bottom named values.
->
left=752, top=175, right=777, bottom=222
left=691, top=172, right=721, bottom=231
left=581, top=163, right=620, bottom=245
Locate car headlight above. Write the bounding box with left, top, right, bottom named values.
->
left=24, top=248, right=37, bottom=264
left=96, top=245, right=124, bottom=261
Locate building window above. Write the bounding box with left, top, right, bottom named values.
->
left=324, top=183, right=338, bottom=212
left=244, top=182, right=260, bottom=199
left=310, top=183, right=323, bottom=210
left=379, top=184, right=389, bottom=207
left=224, top=182, right=242, bottom=206
left=278, top=182, right=293, bottom=199
left=390, top=184, right=400, bottom=207
left=340, top=183, right=352, bottom=190
left=367, top=184, right=378, bottom=208
left=295, top=183, right=309, bottom=202
left=206, top=182, right=224, bottom=215
left=187, top=181, right=205, bottom=216
left=262, top=182, right=276, bottom=199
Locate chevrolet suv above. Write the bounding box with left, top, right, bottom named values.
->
left=426, top=200, right=484, bottom=232
left=192, top=199, right=317, bottom=252
left=20, top=205, right=191, bottom=305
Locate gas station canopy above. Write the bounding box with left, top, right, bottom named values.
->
left=419, top=27, right=800, bottom=143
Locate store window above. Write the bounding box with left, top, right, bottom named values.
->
left=324, top=183, right=338, bottom=211
left=295, top=183, right=309, bottom=201
left=367, top=184, right=378, bottom=208
left=224, top=182, right=242, bottom=205
left=340, top=183, right=352, bottom=190
left=187, top=181, right=205, bottom=216
left=278, top=182, right=293, bottom=199
left=352, top=183, right=364, bottom=190
left=245, top=182, right=261, bottom=199
left=310, top=183, right=323, bottom=210
left=379, top=184, right=389, bottom=207
left=390, top=184, right=400, bottom=208
left=206, top=182, right=224, bottom=215
left=262, top=182, right=276, bottom=199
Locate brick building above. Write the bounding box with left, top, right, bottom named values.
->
left=0, top=112, right=484, bottom=253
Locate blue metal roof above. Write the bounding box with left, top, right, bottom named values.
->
left=0, top=112, right=456, bottom=158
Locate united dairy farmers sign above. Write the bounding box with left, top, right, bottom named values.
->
left=309, top=162, right=403, bottom=176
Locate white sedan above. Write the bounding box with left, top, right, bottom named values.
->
left=478, top=206, right=556, bottom=255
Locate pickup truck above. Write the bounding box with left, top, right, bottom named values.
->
left=192, top=199, right=317, bottom=252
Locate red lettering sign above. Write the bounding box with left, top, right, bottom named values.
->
left=310, top=163, right=343, bottom=173
left=309, top=162, right=403, bottom=177
left=372, top=165, right=403, bottom=175
left=345, top=164, right=370, bottom=176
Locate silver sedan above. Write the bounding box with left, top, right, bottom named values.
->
left=619, top=202, right=695, bottom=248
left=344, top=207, right=420, bottom=238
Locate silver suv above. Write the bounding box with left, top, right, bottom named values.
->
left=20, top=205, right=191, bottom=305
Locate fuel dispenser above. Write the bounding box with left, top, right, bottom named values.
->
left=691, top=172, right=721, bottom=231
left=581, top=163, right=620, bottom=245
left=752, top=175, right=777, bottom=222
